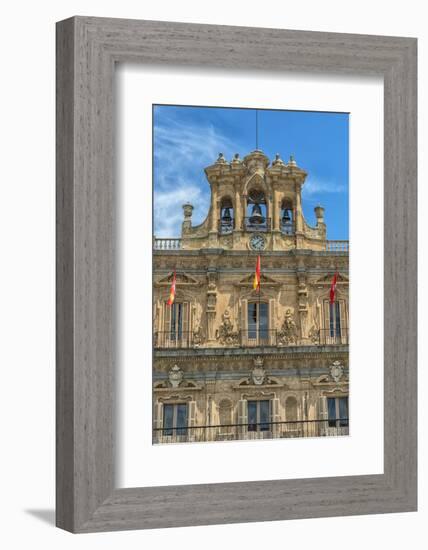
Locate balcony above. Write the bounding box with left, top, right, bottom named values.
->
left=153, top=237, right=348, bottom=251
left=318, top=328, right=349, bottom=345
left=153, top=238, right=182, bottom=250
left=153, top=419, right=349, bottom=444
left=325, top=240, right=349, bottom=252
left=154, top=331, right=194, bottom=349
left=154, top=329, right=349, bottom=349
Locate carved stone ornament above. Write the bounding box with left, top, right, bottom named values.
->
left=251, top=357, right=266, bottom=385
left=277, top=308, right=298, bottom=345
left=168, top=364, right=184, bottom=388
left=329, top=361, right=344, bottom=383
left=308, top=325, right=320, bottom=344
left=216, top=309, right=239, bottom=346
left=192, top=325, right=204, bottom=347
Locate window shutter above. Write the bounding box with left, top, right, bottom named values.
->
left=238, top=399, right=248, bottom=436
left=182, top=302, right=189, bottom=346
left=188, top=400, right=197, bottom=443
left=269, top=298, right=275, bottom=345
left=153, top=402, right=163, bottom=443
left=164, top=302, right=171, bottom=332
left=339, top=300, right=347, bottom=342
left=271, top=397, right=280, bottom=436
left=240, top=299, right=248, bottom=345
left=188, top=400, right=196, bottom=426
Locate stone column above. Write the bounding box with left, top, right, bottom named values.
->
left=234, top=187, right=242, bottom=231
left=273, top=188, right=280, bottom=231
left=210, top=182, right=219, bottom=233
left=295, top=183, right=303, bottom=233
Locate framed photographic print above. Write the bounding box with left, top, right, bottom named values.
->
left=56, top=17, right=417, bottom=532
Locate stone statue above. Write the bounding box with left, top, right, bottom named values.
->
left=216, top=309, right=239, bottom=346
left=192, top=325, right=204, bottom=347
left=278, top=308, right=298, bottom=345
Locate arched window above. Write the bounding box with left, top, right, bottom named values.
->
left=245, top=189, right=269, bottom=231
left=280, top=199, right=294, bottom=235
left=219, top=196, right=234, bottom=234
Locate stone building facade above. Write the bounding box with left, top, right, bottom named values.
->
left=153, top=150, right=349, bottom=444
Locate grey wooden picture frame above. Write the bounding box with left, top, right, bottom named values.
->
left=56, top=16, right=417, bottom=533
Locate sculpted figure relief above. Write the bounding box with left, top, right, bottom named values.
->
left=278, top=308, right=298, bottom=345
left=216, top=309, right=239, bottom=346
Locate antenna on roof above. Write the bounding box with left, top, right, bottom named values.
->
left=255, top=109, right=259, bottom=150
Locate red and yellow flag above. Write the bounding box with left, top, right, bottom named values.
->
left=253, top=255, right=261, bottom=292
left=167, top=271, right=176, bottom=306
left=329, top=271, right=338, bottom=304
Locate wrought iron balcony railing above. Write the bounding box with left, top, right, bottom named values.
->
left=243, top=217, right=272, bottom=232
left=318, top=328, right=349, bottom=345
left=154, top=331, right=194, bottom=349
left=239, top=329, right=278, bottom=347
left=154, top=328, right=349, bottom=349
left=153, top=418, right=349, bottom=444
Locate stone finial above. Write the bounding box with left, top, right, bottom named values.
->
left=231, top=153, right=242, bottom=164
left=182, top=202, right=194, bottom=219
left=272, top=153, right=285, bottom=166
left=314, top=205, right=325, bottom=223
left=215, top=152, right=227, bottom=164
left=288, top=154, right=297, bottom=167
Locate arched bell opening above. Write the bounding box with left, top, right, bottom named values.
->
left=245, top=189, right=270, bottom=232
left=219, top=196, right=234, bottom=234
left=280, top=198, right=295, bottom=235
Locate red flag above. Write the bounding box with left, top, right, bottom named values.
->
left=253, top=255, right=261, bottom=292
left=167, top=271, right=176, bottom=306
left=329, top=271, right=338, bottom=304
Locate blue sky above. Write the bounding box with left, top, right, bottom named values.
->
left=153, top=105, right=349, bottom=240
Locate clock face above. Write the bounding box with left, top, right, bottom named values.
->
left=249, top=234, right=266, bottom=251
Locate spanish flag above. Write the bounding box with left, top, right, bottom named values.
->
left=167, top=271, right=176, bottom=306
left=253, top=255, right=261, bottom=292
left=329, top=271, right=338, bottom=304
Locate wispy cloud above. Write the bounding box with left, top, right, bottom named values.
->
left=154, top=114, right=243, bottom=237
left=302, top=177, right=346, bottom=197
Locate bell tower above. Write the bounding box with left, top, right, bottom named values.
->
left=181, top=150, right=327, bottom=251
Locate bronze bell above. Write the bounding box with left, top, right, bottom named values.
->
left=222, top=207, right=232, bottom=223
left=249, top=203, right=264, bottom=224
left=282, top=208, right=291, bottom=224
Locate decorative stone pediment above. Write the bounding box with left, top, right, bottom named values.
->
left=155, top=271, right=199, bottom=286
left=236, top=273, right=280, bottom=287
left=315, top=273, right=349, bottom=285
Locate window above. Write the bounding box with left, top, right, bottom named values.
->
left=248, top=400, right=270, bottom=432
left=327, top=397, right=348, bottom=427
left=247, top=301, right=269, bottom=342
left=162, top=403, right=188, bottom=436
left=162, top=301, right=190, bottom=347
left=329, top=301, right=341, bottom=338
left=170, top=302, right=183, bottom=338
left=322, top=299, right=347, bottom=344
